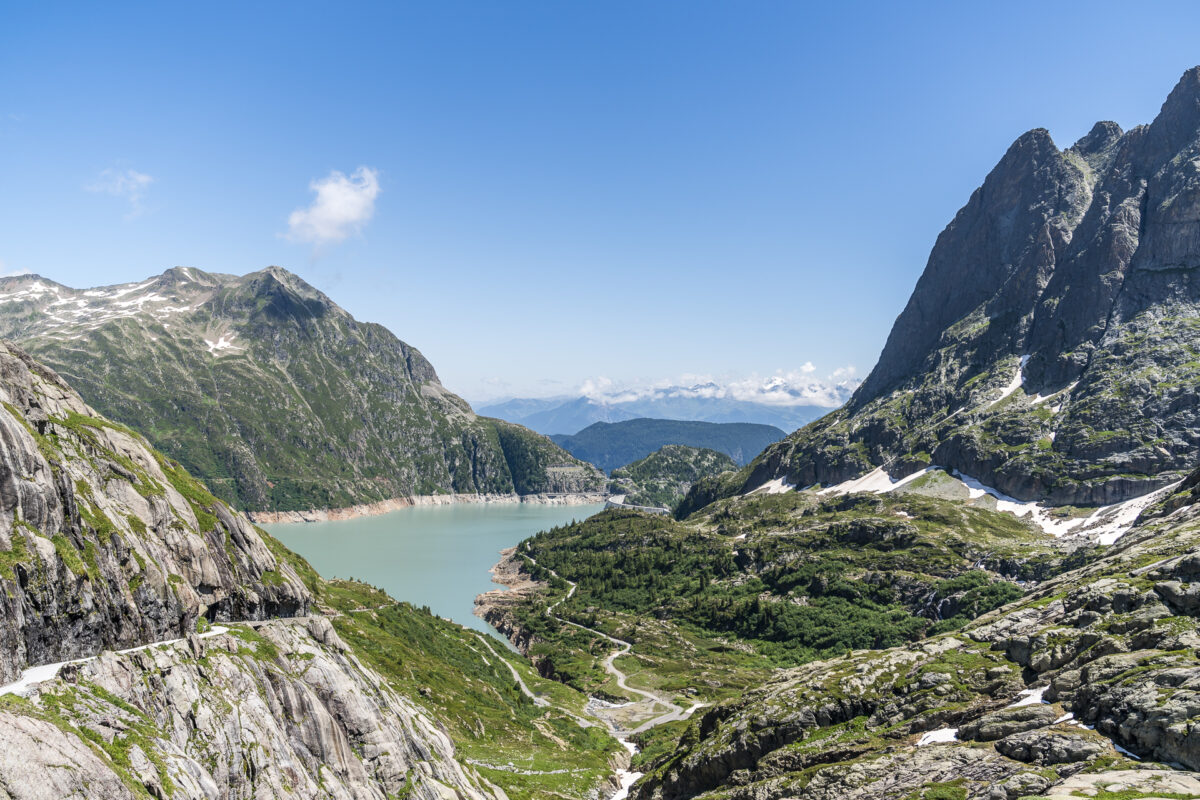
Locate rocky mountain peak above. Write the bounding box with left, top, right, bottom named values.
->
left=719, top=67, right=1200, bottom=510
left=852, top=124, right=1085, bottom=409
left=255, top=265, right=327, bottom=298
left=231, top=266, right=339, bottom=325
left=1070, top=120, right=1124, bottom=165
left=1005, top=126, right=1058, bottom=159
left=1144, top=65, right=1200, bottom=155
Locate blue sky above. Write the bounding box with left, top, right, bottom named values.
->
left=3, top=2, right=1200, bottom=402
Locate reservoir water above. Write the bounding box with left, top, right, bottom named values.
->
left=264, top=502, right=605, bottom=637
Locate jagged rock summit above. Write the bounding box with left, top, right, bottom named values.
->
left=0, top=266, right=605, bottom=512
left=718, top=66, right=1200, bottom=509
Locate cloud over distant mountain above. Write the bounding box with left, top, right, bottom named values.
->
left=86, top=167, right=154, bottom=218
left=578, top=368, right=859, bottom=409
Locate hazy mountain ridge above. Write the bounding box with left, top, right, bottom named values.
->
left=702, top=67, right=1200, bottom=510
left=551, top=417, right=786, bottom=473
left=0, top=267, right=605, bottom=512
left=476, top=381, right=849, bottom=435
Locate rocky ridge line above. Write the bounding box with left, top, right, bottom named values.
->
left=700, top=67, right=1200, bottom=512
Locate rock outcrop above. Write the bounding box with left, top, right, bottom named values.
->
left=0, top=341, right=310, bottom=684
left=0, top=341, right=511, bottom=798
left=709, top=67, right=1200, bottom=509
left=0, top=617, right=505, bottom=800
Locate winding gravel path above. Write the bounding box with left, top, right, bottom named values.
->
left=528, top=555, right=708, bottom=734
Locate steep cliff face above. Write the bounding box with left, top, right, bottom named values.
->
left=0, top=342, right=520, bottom=799
left=0, top=617, right=506, bottom=800
left=726, top=67, right=1200, bottom=507
left=0, top=267, right=604, bottom=512
left=0, top=341, right=310, bottom=685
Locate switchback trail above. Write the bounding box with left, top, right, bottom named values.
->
left=530, top=555, right=708, bottom=735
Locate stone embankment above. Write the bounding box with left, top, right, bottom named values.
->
left=249, top=491, right=609, bottom=524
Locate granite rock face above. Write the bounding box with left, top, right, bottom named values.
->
left=0, top=341, right=310, bottom=684
left=0, top=343, right=506, bottom=799
left=0, top=618, right=505, bottom=800
left=715, top=67, right=1200, bottom=508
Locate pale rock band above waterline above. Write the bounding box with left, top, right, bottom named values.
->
left=246, top=490, right=610, bottom=524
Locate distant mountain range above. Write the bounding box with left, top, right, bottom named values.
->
left=475, top=383, right=850, bottom=436
left=550, top=418, right=786, bottom=473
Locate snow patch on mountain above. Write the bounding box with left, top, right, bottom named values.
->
left=988, top=355, right=1030, bottom=407
left=204, top=333, right=240, bottom=355
left=0, top=272, right=225, bottom=343
left=811, top=464, right=1176, bottom=544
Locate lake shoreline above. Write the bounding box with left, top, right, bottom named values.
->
left=248, top=491, right=609, bottom=524
left=473, top=547, right=544, bottom=653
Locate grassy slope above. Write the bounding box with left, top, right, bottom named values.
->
left=257, top=530, right=622, bottom=800
left=497, top=492, right=1052, bottom=706
left=18, top=271, right=604, bottom=512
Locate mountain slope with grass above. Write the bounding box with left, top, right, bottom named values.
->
left=0, top=267, right=604, bottom=512
left=609, top=445, right=737, bottom=510
left=480, top=460, right=1200, bottom=800
left=626, top=473, right=1200, bottom=800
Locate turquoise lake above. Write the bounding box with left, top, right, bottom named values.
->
left=265, top=502, right=604, bottom=638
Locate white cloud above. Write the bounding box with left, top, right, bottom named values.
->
left=86, top=168, right=154, bottom=218
left=0, top=259, right=31, bottom=278
left=576, top=368, right=862, bottom=408
left=286, top=166, right=380, bottom=245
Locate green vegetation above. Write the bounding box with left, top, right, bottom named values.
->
left=906, top=781, right=967, bottom=800
left=154, top=452, right=221, bottom=532
left=324, top=579, right=620, bottom=800
left=7, top=268, right=604, bottom=512
left=23, top=683, right=177, bottom=799
left=502, top=492, right=1046, bottom=701
left=609, top=444, right=736, bottom=509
